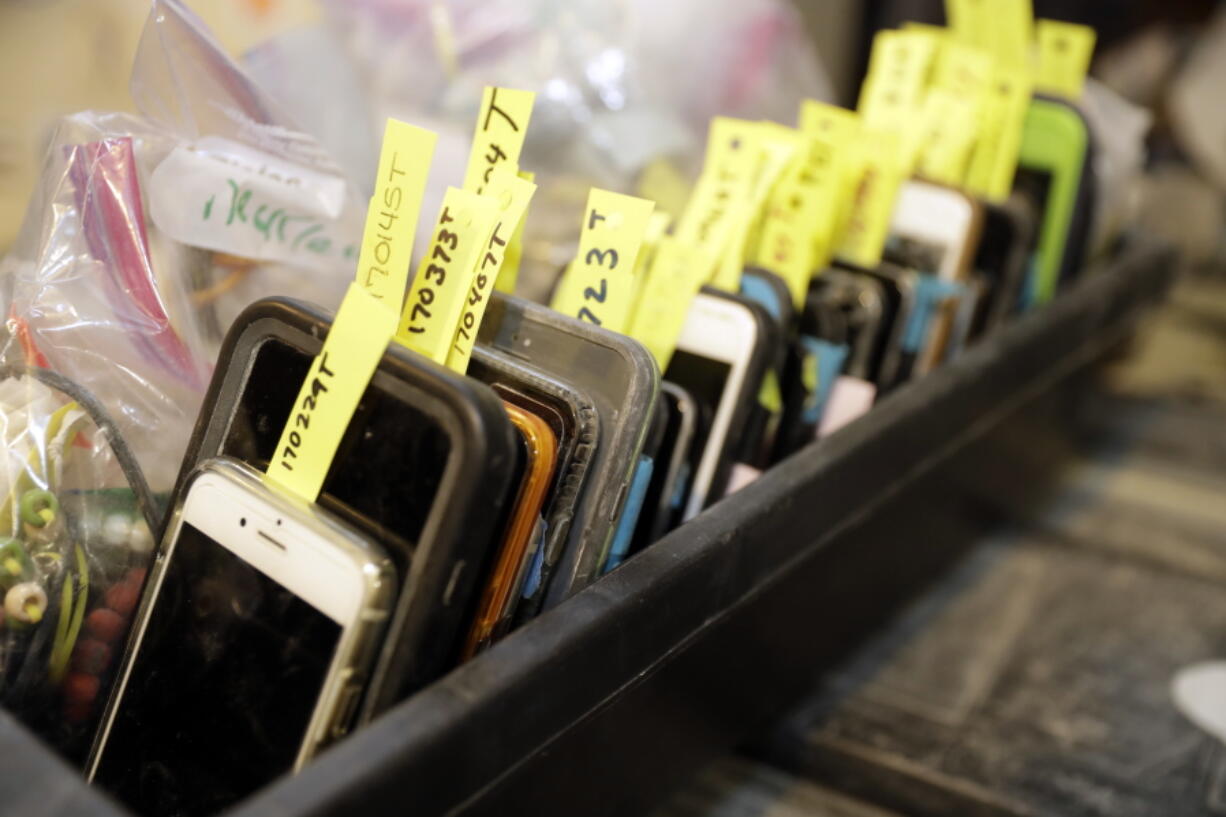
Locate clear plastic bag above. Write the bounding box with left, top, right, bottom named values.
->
left=0, top=0, right=362, bottom=760
left=255, top=0, right=832, bottom=300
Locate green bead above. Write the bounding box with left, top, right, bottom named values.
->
left=0, top=539, right=32, bottom=585
left=19, top=490, right=59, bottom=528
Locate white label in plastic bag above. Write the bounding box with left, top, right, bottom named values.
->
left=149, top=136, right=359, bottom=271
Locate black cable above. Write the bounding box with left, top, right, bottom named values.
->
left=0, top=366, right=161, bottom=535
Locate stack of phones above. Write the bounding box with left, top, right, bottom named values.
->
left=82, top=87, right=1098, bottom=816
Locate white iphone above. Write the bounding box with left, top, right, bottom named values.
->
left=664, top=292, right=765, bottom=523
left=888, top=180, right=983, bottom=371
left=88, top=458, right=395, bottom=817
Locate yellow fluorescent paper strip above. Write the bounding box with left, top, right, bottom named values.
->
left=354, top=119, right=437, bottom=304
left=462, top=87, right=536, bottom=195
left=711, top=122, right=801, bottom=292
left=447, top=170, right=538, bottom=373
left=675, top=117, right=763, bottom=280
left=836, top=130, right=905, bottom=270
left=396, top=188, right=501, bottom=363
left=1035, top=19, right=1096, bottom=99
left=268, top=118, right=437, bottom=500
left=551, top=188, right=656, bottom=334
left=494, top=169, right=535, bottom=295
left=266, top=283, right=398, bottom=500
left=627, top=237, right=709, bottom=371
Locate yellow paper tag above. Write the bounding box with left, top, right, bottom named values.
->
left=462, top=87, right=536, bottom=195
left=966, top=66, right=1032, bottom=201
left=836, top=130, right=904, bottom=269
left=753, top=132, right=833, bottom=308
left=396, top=188, right=500, bottom=364
left=945, top=0, right=989, bottom=48
left=858, top=29, right=938, bottom=134
left=798, top=101, right=860, bottom=276
left=637, top=158, right=691, bottom=221
left=758, top=369, right=782, bottom=414
left=626, top=209, right=675, bottom=322
left=675, top=117, right=763, bottom=282
left=495, top=169, right=535, bottom=295
left=267, top=283, right=397, bottom=500
left=551, top=188, right=656, bottom=333
left=626, top=237, right=708, bottom=371
left=1035, top=19, right=1096, bottom=99
left=354, top=119, right=437, bottom=304
left=712, top=122, right=800, bottom=292
left=916, top=89, right=979, bottom=186
left=990, top=0, right=1034, bottom=70
left=447, top=170, right=538, bottom=372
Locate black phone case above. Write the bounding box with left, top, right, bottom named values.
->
left=169, top=297, right=521, bottom=719
left=972, top=194, right=1039, bottom=337
left=1049, top=96, right=1098, bottom=291
left=467, top=347, right=599, bottom=623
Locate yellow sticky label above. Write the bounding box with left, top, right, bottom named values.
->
left=552, top=188, right=656, bottom=333
left=945, top=0, right=989, bottom=48
left=637, top=158, right=691, bottom=220
left=712, top=122, right=800, bottom=292
left=797, top=101, right=860, bottom=275
left=948, top=0, right=1033, bottom=70
left=758, top=369, right=782, bottom=414
left=989, top=0, right=1034, bottom=71
left=626, top=237, right=708, bottom=371
left=675, top=117, right=763, bottom=282
left=267, top=283, right=397, bottom=500
left=354, top=119, right=437, bottom=304
left=1035, top=19, right=1096, bottom=99
left=626, top=210, right=674, bottom=323
left=447, top=170, right=538, bottom=373
left=966, top=66, right=1032, bottom=201
left=754, top=154, right=823, bottom=307
left=858, top=29, right=938, bottom=133
left=495, top=169, right=535, bottom=295
left=462, top=87, right=536, bottom=195
left=916, top=89, right=979, bottom=186
left=643, top=210, right=673, bottom=248
left=396, top=188, right=500, bottom=364
left=836, top=130, right=904, bottom=269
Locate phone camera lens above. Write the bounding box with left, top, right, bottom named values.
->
left=239, top=517, right=247, bottom=527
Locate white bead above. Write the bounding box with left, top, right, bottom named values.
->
left=6, top=582, right=47, bottom=623
left=128, top=520, right=154, bottom=555
left=102, top=514, right=132, bottom=548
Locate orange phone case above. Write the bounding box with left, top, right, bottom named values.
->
left=461, top=401, right=558, bottom=659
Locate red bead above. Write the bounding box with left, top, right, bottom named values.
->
left=104, top=581, right=140, bottom=616
left=63, top=672, right=100, bottom=705
left=71, top=638, right=113, bottom=675
left=84, top=608, right=125, bottom=642
left=63, top=701, right=92, bottom=725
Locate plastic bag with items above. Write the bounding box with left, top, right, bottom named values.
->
left=0, top=0, right=362, bottom=762
left=253, top=0, right=832, bottom=300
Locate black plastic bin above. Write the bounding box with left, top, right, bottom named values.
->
left=2, top=237, right=1176, bottom=817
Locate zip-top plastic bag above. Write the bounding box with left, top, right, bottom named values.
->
left=0, top=0, right=362, bottom=763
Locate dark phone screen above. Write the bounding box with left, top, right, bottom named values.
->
left=1013, top=167, right=1054, bottom=302
left=663, top=351, right=731, bottom=511
left=1014, top=167, right=1053, bottom=225
left=94, top=524, right=340, bottom=817
left=224, top=337, right=451, bottom=573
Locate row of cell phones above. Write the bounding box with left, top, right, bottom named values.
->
left=83, top=94, right=1096, bottom=817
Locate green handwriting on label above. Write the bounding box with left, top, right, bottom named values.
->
left=202, top=179, right=357, bottom=261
